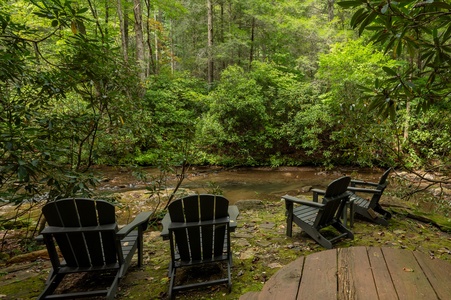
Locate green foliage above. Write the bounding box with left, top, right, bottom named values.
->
left=338, top=0, right=451, bottom=119
left=124, top=73, right=208, bottom=166
left=311, top=39, right=400, bottom=166
left=197, top=62, right=306, bottom=165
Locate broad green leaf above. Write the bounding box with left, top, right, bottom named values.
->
left=382, top=67, right=398, bottom=77
left=359, top=11, right=377, bottom=35
left=350, top=8, right=366, bottom=28
left=430, top=2, right=451, bottom=9
left=337, top=1, right=364, bottom=8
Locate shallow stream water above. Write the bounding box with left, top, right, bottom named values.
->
left=96, top=166, right=384, bottom=204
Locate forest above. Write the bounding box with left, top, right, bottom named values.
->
left=1, top=0, right=451, bottom=205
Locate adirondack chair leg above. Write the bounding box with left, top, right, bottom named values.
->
left=315, top=233, right=333, bottom=250
left=301, top=225, right=333, bottom=249
left=38, top=273, right=65, bottom=300
left=285, top=201, right=294, bottom=237
left=355, top=206, right=389, bottom=226
left=227, top=257, right=232, bottom=292
left=137, top=227, right=144, bottom=267
left=106, top=275, right=120, bottom=300
left=374, top=205, right=392, bottom=220
left=168, top=268, right=177, bottom=300
left=332, top=222, right=354, bottom=240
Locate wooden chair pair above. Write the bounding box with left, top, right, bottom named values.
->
left=160, top=194, right=239, bottom=299
left=348, top=168, right=392, bottom=226
left=282, top=176, right=354, bottom=249
left=37, top=198, right=152, bottom=299
left=283, top=170, right=392, bottom=249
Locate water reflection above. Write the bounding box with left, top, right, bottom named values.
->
left=96, top=166, right=383, bottom=204
left=155, top=167, right=383, bottom=203
left=109, top=167, right=383, bottom=203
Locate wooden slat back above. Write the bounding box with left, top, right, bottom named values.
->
left=42, top=198, right=118, bottom=267
left=369, top=168, right=391, bottom=207
left=315, top=177, right=350, bottom=227
left=168, top=194, right=230, bottom=263
left=378, top=168, right=392, bottom=186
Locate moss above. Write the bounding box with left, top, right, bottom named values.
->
left=0, top=274, right=44, bottom=299
left=2, top=196, right=451, bottom=299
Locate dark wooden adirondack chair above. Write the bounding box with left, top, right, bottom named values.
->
left=37, top=198, right=152, bottom=300
left=163, top=194, right=239, bottom=299
left=282, top=176, right=354, bottom=249
left=348, top=168, right=392, bottom=226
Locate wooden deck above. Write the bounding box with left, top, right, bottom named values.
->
left=240, top=246, right=451, bottom=300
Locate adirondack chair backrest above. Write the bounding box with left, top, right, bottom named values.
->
left=314, top=176, right=351, bottom=228
left=378, top=168, right=391, bottom=187
left=369, top=168, right=391, bottom=206
left=42, top=198, right=119, bottom=268
left=168, top=194, right=229, bottom=262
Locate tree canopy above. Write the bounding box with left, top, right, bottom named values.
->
left=1, top=0, right=450, bottom=207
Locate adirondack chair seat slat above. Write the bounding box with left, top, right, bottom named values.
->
left=37, top=198, right=152, bottom=300
left=283, top=176, right=354, bottom=249
left=349, top=195, right=370, bottom=208
left=57, top=262, right=121, bottom=274
left=162, top=194, right=239, bottom=299
left=347, top=168, right=392, bottom=226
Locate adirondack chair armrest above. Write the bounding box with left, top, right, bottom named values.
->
left=282, top=195, right=324, bottom=208
left=35, top=234, right=44, bottom=243
left=117, top=211, right=152, bottom=239
left=160, top=213, right=171, bottom=240
left=168, top=216, right=230, bottom=230
left=228, top=205, right=239, bottom=230
left=41, top=223, right=118, bottom=235
left=311, top=188, right=325, bottom=202
left=347, top=187, right=381, bottom=194
left=350, top=179, right=378, bottom=188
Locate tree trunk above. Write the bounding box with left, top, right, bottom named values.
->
left=133, top=0, right=146, bottom=81
left=328, top=0, right=335, bottom=21
left=154, top=11, right=160, bottom=74
left=117, top=0, right=128, bottom=62
left=249, top=17, right=255, bottom=70
left=207, top=0, right=214, bottom=84
left=144, top=0, right=156, bottom=74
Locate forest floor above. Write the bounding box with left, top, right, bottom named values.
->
left=1, top=179, right=451, bottom=299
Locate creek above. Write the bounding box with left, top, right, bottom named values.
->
left=95, top=166, right=384, bottom=204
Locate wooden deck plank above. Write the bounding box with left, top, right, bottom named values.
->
left=337, top=246, right=379, bottom=300
left=240, top=247, right=451, bottom=300
left=413, top=251, right=451, bottom=300
left=258, top=257, right=304, bottom=300
left=382, top=247, right=437, bottom=300
left=367, top=247, right=398, bottom=300
left=297, top=249, right=337, bottom=300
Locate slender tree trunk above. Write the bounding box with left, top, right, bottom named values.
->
left=117, top=0, right=128, bottom=62
left=170, top=19, right=175, bottom=74
left=249, top=17, right=255, bottom=70
left=154, top=11, right=160, bottom=73
left=133, top=0, right=146, bottom=81
left=220, top=0, right=226, bottom=70
left=144, top=0, right=156, bottom=74
left=207, top=0, right=214, bottom=84
left=328, top=0, right=335, bottom=21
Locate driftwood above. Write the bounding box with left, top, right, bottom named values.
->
left=6, top=249, right=49, bottom=265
